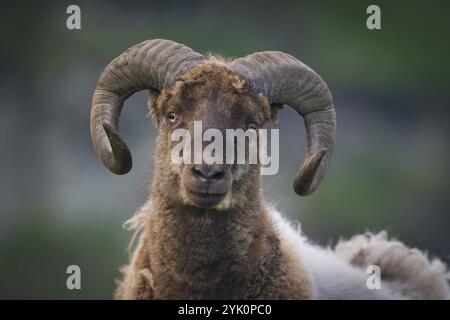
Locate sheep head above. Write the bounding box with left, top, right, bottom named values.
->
left=148, top=62, right=273, bottom=209
left=90, top=39, right=336, bottom=208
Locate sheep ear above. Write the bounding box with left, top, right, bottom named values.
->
left=147, top=88, right=161, bottom=110
left=270, top=103, right=284, bottom=126
left=147, top=89, right=162, bottom=127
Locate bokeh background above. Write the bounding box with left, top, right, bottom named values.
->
left=1, top=0, right=449, bottom=299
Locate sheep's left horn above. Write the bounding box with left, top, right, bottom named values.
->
left=230, top=52, right=336, bottom=196
left=90, top=39, right=205, bottom=174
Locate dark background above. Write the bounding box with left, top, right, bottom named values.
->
left=0, top=0, right=449, bottom=298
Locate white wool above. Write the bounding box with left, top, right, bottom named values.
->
left=335, top=232, right=450, bottom=299
left=268, top=207, right=448, bottom=299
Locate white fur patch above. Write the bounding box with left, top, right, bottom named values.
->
left=267, top=207, right=450, bottom=299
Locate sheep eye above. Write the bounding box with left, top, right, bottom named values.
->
left=167, top=112, right=177, bottom=123
left=247, top=123, right=257, bottom=130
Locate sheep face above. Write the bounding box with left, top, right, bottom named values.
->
left=149, top=63, right=273, bottom=209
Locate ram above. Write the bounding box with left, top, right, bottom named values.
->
left=90, top=39, right=449, bottom=299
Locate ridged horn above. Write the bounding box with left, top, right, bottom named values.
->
left=90, top=39, right=205, bottom=174
left=230, top=52, right=336, bottom=196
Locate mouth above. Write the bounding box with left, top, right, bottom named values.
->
left=186, top=189, right=227, bottom=208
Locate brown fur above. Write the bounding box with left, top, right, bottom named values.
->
left=114, top=58, right=311, bottom=299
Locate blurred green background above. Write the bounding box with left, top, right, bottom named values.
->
left=0, top=0, right=449, bottom=299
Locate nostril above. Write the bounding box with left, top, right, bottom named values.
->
left=192, top=166, right=225, bottom=181
left=192, top=166, right=206, bottom=179
left=209, top=169, right=224, bottom=180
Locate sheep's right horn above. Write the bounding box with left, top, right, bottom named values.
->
left=230, top=52, right=336, bottom=196
left=90, top=39, right=205, bottom=174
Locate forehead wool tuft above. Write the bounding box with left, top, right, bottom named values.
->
left=151, top=57, right=272, bottom=123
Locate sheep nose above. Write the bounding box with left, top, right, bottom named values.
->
left=192, top=165, right=225, bottom=182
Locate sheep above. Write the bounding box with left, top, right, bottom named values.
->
left=90, top=39, right=450, bottom=299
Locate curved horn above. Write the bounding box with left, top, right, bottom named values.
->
left=229, top=52, right=336, bottom=196
left=90, top=39, right=205, bottom=174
